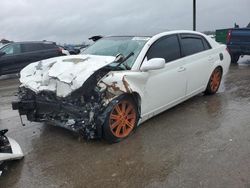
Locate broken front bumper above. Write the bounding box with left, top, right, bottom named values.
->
left=12, top=89, right=104, bottom=139
left=12, top=100, right=35, bottom=116
left=12, top=99, right=85, bottom=119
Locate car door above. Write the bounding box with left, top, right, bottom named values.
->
left=141, top=35, right=187, bottom=116
left=0, top=43, right=22, bottom=74
left=179, top=34, right=213, bottom=96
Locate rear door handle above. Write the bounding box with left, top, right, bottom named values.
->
left=177, top=67, right=186, bottom=72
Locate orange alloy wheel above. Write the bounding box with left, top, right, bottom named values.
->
left=109, top=100, right=136, bottom=138
left=210, top=69, right=222, bottom=92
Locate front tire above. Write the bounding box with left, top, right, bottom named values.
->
left=205, top=67, right=222, bottom=95
left=102, top=94, right=139, bottom=143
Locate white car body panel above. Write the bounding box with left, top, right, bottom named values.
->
left=0, top=137, right=24, bottom=162
left=19, top=30, right=231, bottom=126
left=97, top=31, right=230, bottom=124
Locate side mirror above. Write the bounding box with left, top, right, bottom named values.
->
left=140, top=58, right=165, bottom=71
left=0, top=51, right=6, bottom=57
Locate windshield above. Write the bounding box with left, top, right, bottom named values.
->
left=82, top=36, right=150, bottom=68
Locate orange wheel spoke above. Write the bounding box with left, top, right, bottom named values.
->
left=210, top=69, right=222, bottom=92
left=109, top=100, right=137, bottom=138
left=125, top=105, right=133, bottom=115
left=125, top=120, right=134, bottom=129
left=115, top=105, right=122, bottom=115
left=121, top=102, right=126, bottom=114
left=110, top=114, right=120, bottom=120
left=115, top=124, right=123, bottom=136
left=122, top=126, right=126, bottom=134
left=111, top=120, right=121, bottom=130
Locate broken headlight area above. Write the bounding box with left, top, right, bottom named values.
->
left=12, top=86, right=109, bottom=140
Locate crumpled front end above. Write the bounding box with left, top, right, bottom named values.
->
left=12, top=75, right=109, bottom=139
left=12, top=54, right=144, bottom=139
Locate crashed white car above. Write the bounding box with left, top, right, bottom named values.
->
left=12, top=31, right=230, bottom=143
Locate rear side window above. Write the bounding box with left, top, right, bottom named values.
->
left=181, top=36, right=205, bottom=56
left=42, top=43, right=57, bottom=49
left=202, top=38, right=211, bottom=50
left=146, top=35, right=181, bottom=63
left=22, top=43, right=44, bottom=52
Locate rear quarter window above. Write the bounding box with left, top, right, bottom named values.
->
left=181, top=36, right=205, bottom=56
left=202, top=38, right=211, bottom=50
left=22, top=43, right=44, bottom=52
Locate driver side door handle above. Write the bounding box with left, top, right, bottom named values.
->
left=177, top=67, right=186, bottom=72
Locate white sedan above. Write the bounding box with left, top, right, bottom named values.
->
left=12, top=30, right=230, bottom=143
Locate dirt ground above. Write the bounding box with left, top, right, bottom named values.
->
left=0, top=57, right=250, bottom=188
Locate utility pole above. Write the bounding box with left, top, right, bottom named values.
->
left=193, top=0, right=196, bottom=31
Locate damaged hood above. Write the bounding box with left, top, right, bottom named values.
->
left=20, top=55, right=115, bottom=97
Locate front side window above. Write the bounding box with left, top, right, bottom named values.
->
left=146, top=35, right=181, bottom=63
left=181, top=36, right=205, bottom=56
left=82, top=36, right=149, bottom=69
left=0, top=43, right=21, bottom=55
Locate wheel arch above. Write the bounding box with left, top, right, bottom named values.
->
left=216, top=65, right=223, bottom=74
left=130, top=91, right=142, bottom=117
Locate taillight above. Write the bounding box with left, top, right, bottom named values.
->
left=58, top=47, right=63, bottom=53
left=226, top=30, right=232, bottom=44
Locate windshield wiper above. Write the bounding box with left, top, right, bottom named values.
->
left=115, top=52, right=134, bottom=70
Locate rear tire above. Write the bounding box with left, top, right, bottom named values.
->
left=230, top=54, right=240, bottom=64
left=205, top=67, right=222, bottom=95
left=102, top=94, right=139, bottom=143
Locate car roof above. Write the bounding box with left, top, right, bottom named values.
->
left=10, top=41, right=56, bottom=45
left=100, top=30, right=207, bottom=39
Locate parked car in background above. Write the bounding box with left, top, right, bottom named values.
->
left=57, top=45, right=70, bottom=55
left=226, top=28, right=250, bottom=63
left=0, top=41, right=65, bottom=76
left=64, top=45, right=80, bottom=55
left=12, top=30, right=230, bottom=143
left=0, top=43, right=5, bottom=48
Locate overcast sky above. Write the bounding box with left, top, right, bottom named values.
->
left=0, top=0, right=249, bottom=44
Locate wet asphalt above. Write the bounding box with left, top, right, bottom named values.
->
left=0, top=57, right=250, bottom=188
